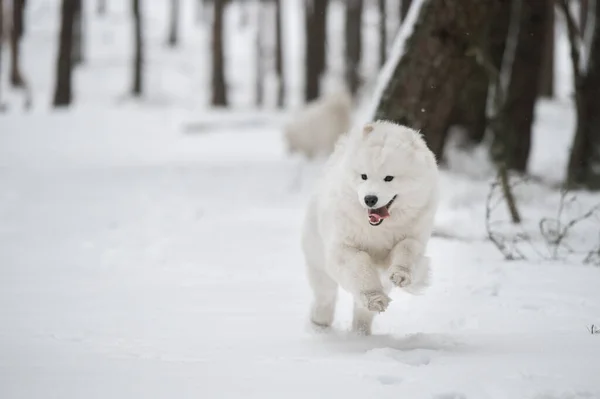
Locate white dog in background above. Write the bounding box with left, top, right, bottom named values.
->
left=301, top=120, right=440, bottom=335
left=283, top=87, right=353, bottom=159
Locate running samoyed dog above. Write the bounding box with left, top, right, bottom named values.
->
left=301, top=120, right=440, bottom=335
left=283, top=87, right=353, bottom=159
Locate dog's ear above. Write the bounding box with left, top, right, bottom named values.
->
left=363, top=124, right=374, bottom=136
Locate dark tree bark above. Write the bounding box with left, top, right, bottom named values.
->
left=10, top=0, right=25, bottom=87
left=345, top=0, right=363, bottom=96
left=580, top=0, right=589, bottom=34
left=446, top=0, right=512, bottom=145
left=378, top=0, right=386, bottom=67
left=132, top=0, right=143, bottom=96
left=539, top=2, right=554, bottom=97
left=167, top=0, right=180, bottom=47
left=567, top=0, right=600, bottom=189
left=72, top=0, right=83, bottom=66
left=211, top=0, right=227, bottom=106
left=305, top=0, right=329, bottom=102
left=53, top=0, right=77, bottom=106
left=275, top=0, right=285, bottom=107
left=373, top=0, right=503, bottom=161
left=400, top=0, right=412, bottom=22
left=97, top=0, right=107, bottom=15
left=494, top=0, right=550, bottom=173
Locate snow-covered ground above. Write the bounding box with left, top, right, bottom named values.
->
left=1, top=1, right=600, bottom=398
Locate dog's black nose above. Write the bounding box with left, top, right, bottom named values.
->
left=364, top=195, right=378, bottom=207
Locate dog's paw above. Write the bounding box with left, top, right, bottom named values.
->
left=360, top=290, right=391, bottom=313
left=389, top=266, right=412, bottom=288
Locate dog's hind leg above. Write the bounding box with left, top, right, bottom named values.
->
left=306, top=264, right=338, bottom=329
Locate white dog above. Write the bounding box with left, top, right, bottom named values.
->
left=301, top=120, right=440, bottom=335
left=283, top=88, right=353, bottom=159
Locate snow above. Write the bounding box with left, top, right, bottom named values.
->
left=2, top=1, right=600, bottom=398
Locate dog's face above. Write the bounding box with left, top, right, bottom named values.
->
left=347, top=122, right=437, bottom=226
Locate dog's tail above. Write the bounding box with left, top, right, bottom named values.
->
left=401, top=256, right=431, bottom=295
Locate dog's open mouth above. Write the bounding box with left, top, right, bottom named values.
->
left=368, top=195, right=397, bottom=226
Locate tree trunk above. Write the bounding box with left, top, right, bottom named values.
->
left=275, top=0, right=285, bottom=107
left=400, top=0, right=412, bottom=22
left=211, top=0, right=227, bottom=106
left=255, top=0, right=264, bottom=107
left=345, top=0, right=362, bottom=96
left=379, top=0, right=386, bottom=67
left=167, top=0, right=180, bottom=47
left=567, top=0, right=600, bottom=189
left=132, top=0, right=143, bottom=96
left=72, top=0, right=83, bottom=66
left=580, top=0, right=589, bottom=34
left=304, top=0, right=329, bottom=102
left=494, top=0, right=549, bottom=173
left=373, top=0, right=503, bottom=161
left=446, top=0, right=512, bottom=145
left=10, top=0, right=25, bottom=87
left=53, top=0, right=77, bottom=107
left=539, top=2, right=554, bottom=97
left=97, top=0, right=107, bottom=15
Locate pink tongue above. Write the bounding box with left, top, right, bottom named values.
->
left=368, top=207, right=390, bottom=224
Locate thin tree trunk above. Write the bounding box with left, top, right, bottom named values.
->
left=72, top=0, right=83, bottom=66
left=275, top=0, right=285, bottom=107
left=167, top=0, right=180, bottom=47
left=568, top=0, right=600, bottom=189
left=580, top=0, right=589, bottom=34
left=345, top=0, right=363, bottom=96
left=400, top=0, right=412, bottom=22
left=373, top=0, right=503, bottom=161
left=97, top=0, right=106, bottom=15
left=539, top=2, right=554, bottom=97
left=305, top=0, right=328, bottom=102
left=211, top=0, right=227, bottom=106
left=255, top=0, right=264, bottom=107
left=10, top=0, right=25, bottom=87
left=132, top=0, right=143, bottom=96
left=494, top=0, right=549, bottom=173
left=378, top=0, right=386, bottom=67
left=53, top=0, right=77, bottom=106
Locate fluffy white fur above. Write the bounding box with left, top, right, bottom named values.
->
left=301, top=120, right=440, bottom=335
left=283, top=88, right=353, bottom=159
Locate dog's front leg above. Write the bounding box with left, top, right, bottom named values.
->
left=326, top=244, right=391, bottom=313
left=387, top=237, right=424, bottom=288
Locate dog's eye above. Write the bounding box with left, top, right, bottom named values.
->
left=384, top=176, right=394, bottom=182
left=361, top=174, right=368, bottom=181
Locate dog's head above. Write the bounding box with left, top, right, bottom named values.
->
left=345, top=121, right=438, bottom=226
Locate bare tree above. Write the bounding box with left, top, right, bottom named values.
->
left=211, top=0, right=227, bottom=106
left=379, top=0, right=386, bottom=67
left=345, top=0, right=363, bottom=96
left=132, top=0, right=143, bottom=96
left=10, top=0, right=25, bottom=87
left=373, top=0, right=503, bottom=161
left=275, top=0, right=285, bottom=107
left=400, top=0, right=412, bottom=21
left=167, top=0, right=180, bottom=47
left=539, top=2, right=554, bottom=97
left=559, top=0, right=600, bottom=189
left=53, top=0, right=77, bottom=106
left=97, top=0, right=107, bottom=16
left=493, top=0, right=550, bottom=173
left=72, top=0, right=84, bottom=66
left=305, top=0, right=329, bottom=102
